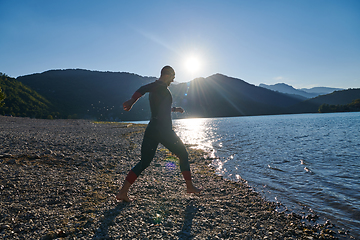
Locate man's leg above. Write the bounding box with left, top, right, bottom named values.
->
left=116, top=128, right=159, bottom=202
left=159, top=130, right=202, bottom=194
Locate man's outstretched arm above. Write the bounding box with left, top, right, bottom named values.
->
left=123, top=91, right=143, bottom=111
left=123, top=81, right=160, bottom=111
left=123, top=98, right=136, bottom=111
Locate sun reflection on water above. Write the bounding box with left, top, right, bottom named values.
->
left=173, top=118, right=214, bottom=151
left=173, top=118, right=238, bottom=177
left=173, top=118, right=220, bottom=166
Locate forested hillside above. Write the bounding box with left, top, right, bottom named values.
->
left=0, top=73, right=55, bottom=118
left=319, top=99, right=360, bottom=113
left=17, top=69, right=156, bottom=120
left=0, top=85, right=4, bottom=107
left=288, top=89, right=360, bottom=114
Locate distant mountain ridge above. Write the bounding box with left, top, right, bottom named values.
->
left=170, top=74, right=302, bottom=118
left=259, top=83, right=343, bottom=99
left=0, top=69, right=358, bottom=120
left=300, top=87, right=344, bottom=95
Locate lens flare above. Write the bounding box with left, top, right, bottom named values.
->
left=184, top=55, right=201, bottom=74
left=165, top=161, right=177, bottom=172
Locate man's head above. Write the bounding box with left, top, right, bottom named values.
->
left=160, top=65, right=175, bottom=86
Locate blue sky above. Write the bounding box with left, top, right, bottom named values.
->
left=1, top=0, right=359, bottom=89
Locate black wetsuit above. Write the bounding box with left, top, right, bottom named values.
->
left=125, top=80, right=191, bottom=184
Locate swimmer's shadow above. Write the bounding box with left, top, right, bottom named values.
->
left=92, top=202, right=128, bottom=239
left=178, top=201, right=198, bottom=239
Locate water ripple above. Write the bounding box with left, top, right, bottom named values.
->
left=173, top=112, right=360, bottom=237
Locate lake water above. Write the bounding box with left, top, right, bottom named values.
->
left=172, top=112, right=360, bottom=237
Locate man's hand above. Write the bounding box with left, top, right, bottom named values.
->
left=172, top=107, right=185, bottom=113
left=123, top=99, right=136, bottom=111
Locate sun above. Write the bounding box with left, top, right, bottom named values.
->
left=184, top=55, right=201, bottom=74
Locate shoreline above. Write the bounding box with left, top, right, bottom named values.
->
left=0, top=116, right=355, bottom=239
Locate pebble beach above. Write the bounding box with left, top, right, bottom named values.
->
left=0, top=116, right=355, bottom=239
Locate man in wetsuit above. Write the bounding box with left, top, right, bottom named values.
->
left=116, top=66, right=202, bottom=202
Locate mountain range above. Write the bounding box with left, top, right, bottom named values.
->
left=1, top=69, right=359, bottom=120
left=259, top=83, right=343, bottom=99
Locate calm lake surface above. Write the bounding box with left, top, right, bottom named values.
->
left=172, top=112, right=360, bottom=237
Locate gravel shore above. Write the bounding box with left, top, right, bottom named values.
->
left=0, top=116, right=355, bottom=239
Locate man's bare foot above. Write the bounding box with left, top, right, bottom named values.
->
left=115, top=191, right=132, bottom=202
left=186, top=186, right=203, bottom=194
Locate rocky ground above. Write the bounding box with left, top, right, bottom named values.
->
left=0, top=116, right=356, bottom=239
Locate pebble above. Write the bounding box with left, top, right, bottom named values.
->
left=0, top=116, right=355, bottom=239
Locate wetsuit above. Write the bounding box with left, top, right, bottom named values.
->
left=125, top=80, right=191, bottom=184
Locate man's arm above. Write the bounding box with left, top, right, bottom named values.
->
left=123, top=82, right=157, bottom=111
left=123, top=91, right=142, bottom=111
left=123, top=98, right=137, bottom=111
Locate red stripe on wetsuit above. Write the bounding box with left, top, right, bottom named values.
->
left=125, top=170, right=138, bottom=184
left=182, top=171, right=191, bottom=181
